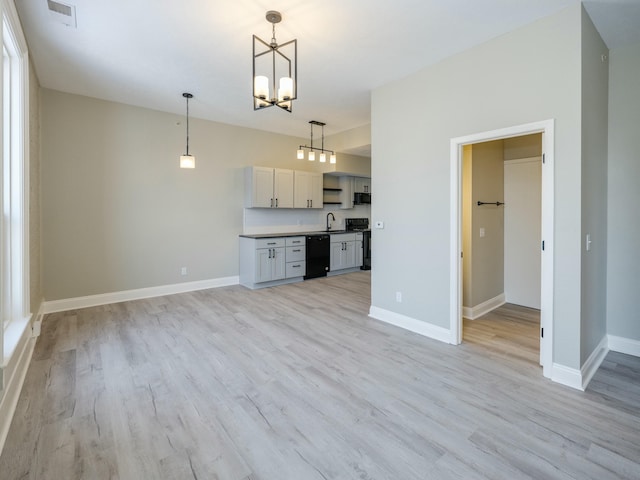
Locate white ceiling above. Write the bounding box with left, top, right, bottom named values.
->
left=15, top=0, right=640, bottom=143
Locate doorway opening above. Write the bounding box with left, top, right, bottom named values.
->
left=449, top=120, right=554, bottom=378
left=460, top=136, right=542, bottom=365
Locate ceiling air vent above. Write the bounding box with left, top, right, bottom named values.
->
left=47, top=0, right=77, bottom=28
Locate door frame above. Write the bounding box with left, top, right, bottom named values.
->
left=449, top=119, right=554, bottom=378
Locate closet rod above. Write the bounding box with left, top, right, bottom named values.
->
left=477, top=201, right=505, bottom=206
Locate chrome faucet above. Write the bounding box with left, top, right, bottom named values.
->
left=326, top=212, right=335, bottom=231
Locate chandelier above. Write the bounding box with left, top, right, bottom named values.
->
left=179, top=93, right=195, bottom=169
left=297, top=121, right=336, bottom=164
left=253, top=10, right=297, bottom=112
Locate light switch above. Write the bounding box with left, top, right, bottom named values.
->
left=480, top=227, right=485, bottom=238
left=586, top=233, right=592, bottom=251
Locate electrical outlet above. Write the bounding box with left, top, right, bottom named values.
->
left=181, top=267, right=187, bottom=276
left=480, top=227, right=485, bottom=238
left=396, top=291, right=402, bottom=303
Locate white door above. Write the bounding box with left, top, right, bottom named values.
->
left=504, top=158, right=542, bottom=309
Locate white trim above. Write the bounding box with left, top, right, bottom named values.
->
left=369, top=306, right=453, bottom=344
left=1, top=0, right=30, bottom=369
left=539, top=124, right=554, bottom=378
left=551, top=363, right=583, bottom=391
left=581, top=335, right=609, bottom=390
left=31, top=301, right=44, bottom=338
left=462, top=293, right=505, bottom=320
left=43, top=276, right=239, bottom=314
left=450, top=140, right=462, bottom=344
left=549, top=335, right=609, bottom=392
left=0, top=310, right=37, bottom=455
left=450, top=119, right=555, bottom=378
left=608, top=335, right=640, bottom=357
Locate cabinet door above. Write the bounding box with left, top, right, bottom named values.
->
left=355, top=240, right=363, bottom=268
left=354, top=177, right=371, bottom=194
left=272, top=247, right=286, bottom=280
left=293, top=171, right=311, bottom=208
left=330, top=242, right=344, bottom=271
left=256, top=248, right=273, bottom=282
left=344, top=241, right=357, bottom=269
left=252, top=167, right=275, bottom=208
left=309, top=172, right=323, bottom=208
left=274, top=169, right=294, bottom=208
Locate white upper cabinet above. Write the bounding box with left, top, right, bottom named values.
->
left=354, top=177, right=372, bottom=194
left=294, top=171, right=323, bottom=208
left=339, top=176, right=354, bottom=209
left=245, top=167, right=294, bottom=208
left=273, top=169, right=294, bottom=208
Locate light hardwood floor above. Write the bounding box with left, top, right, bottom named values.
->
left=1, top=272, right=639, bottom=479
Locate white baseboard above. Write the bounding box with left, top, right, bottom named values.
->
left=581, top=335, right=609, bottom=390
left=43, top=276, right=239, bottom=314
left=608, top=335, right=640, bottom=357
left=550, top=335, right=609, bottom=391
left=0, top=303, right=41, bottom=455
left=551, top=363, right=583, bottom=390
left=462, top=293, right=505, bottom=320
left=369, top=306, right=453, bottom=344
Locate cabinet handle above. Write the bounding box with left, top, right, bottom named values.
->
left=310, top=199, right=313, bottom=208
left=275, top=198, right=278, bottom=208
left=292, top=264, right=300, bottom=268
left=293, top=249, right=301, bottom=252
left=267, top=242, right=276, bottom=245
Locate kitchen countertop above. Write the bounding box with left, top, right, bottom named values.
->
left=239, top=230, right=369, bottom=239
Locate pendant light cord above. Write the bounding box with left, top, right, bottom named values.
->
left=185, top=95, right=190, bottom=156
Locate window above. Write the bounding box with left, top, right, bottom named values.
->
left=1, top=0, right=29, bottom=361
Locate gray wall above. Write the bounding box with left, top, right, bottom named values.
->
left=40, top=89, right=368, bottom=301
left=462, top=146, right=472, bottom=307
left=580, top=7, right=609, bottom=363
left=607, top=42, right=640, bottom=342
left=503, top=134, right=542, bottom=160
left=29, top=59, right=41, bottom=314
left=372, top=5, right=584, bottom=369
left=467, top=140, right=505, bottom=308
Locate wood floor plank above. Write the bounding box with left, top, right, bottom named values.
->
left=1, top=272, right=639, bottom=479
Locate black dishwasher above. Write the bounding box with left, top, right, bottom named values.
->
left=304, top=234, right=330, bottom=279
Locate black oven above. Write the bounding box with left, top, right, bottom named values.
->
left=361, top=230, right=371, bottom=270
left=345, top=218, right=371, bottom=270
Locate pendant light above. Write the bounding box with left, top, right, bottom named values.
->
left=253, top=10, right=297, bottom=112
left=179, top=92, right=195, bottom=169
left=297, top=121, right=337, bottom=164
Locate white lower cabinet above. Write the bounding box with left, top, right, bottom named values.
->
left=255, top=239, right=286, bottom=283
left=355, top=232, right=363, bottom=268
left=240, top=236, right=305, bottom=289
left=330, top=233, right=357, bottom=271
left=285, top=236, right=306, bottom=278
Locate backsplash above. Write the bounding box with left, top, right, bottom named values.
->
left=243, top=205, right=371, bottom=234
